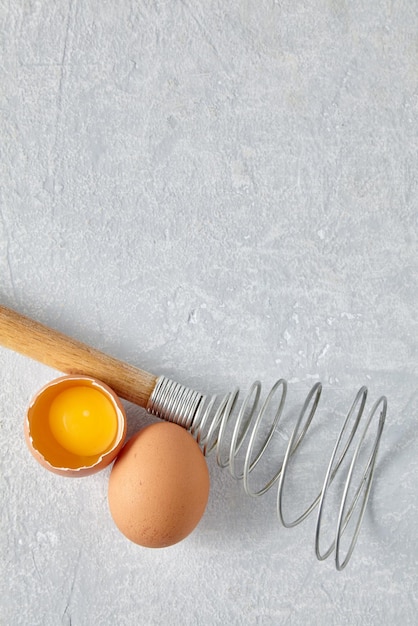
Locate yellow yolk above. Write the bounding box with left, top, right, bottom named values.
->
left=48, top=386, right=118, bottom=457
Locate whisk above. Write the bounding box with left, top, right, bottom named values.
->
left=0, top=305, right=386, bottom=570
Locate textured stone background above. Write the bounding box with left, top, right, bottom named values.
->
left=1, top=1, right=417, bottom=624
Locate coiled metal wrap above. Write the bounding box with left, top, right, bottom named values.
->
left=147, top=376, right=203, bottom=430
left=147, top=376, right=386, bottom=570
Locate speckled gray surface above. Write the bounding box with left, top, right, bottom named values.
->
left=1, top=1, right=418, bottom=624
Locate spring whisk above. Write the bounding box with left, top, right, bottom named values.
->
left=0, top=306, right=387, bottom=570
left=147, top=376, right=387, bottom=570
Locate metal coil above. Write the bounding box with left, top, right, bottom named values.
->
left=147, top=376, right=386, bottom=570
left=147, top=376, right=203, bottom=430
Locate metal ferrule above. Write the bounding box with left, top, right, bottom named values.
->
left=146, top=376, right=204, bottom=430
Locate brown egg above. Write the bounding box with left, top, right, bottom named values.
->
left=25, top=376, right=127, bottom=477
left=108, top=422, right=210, bottom=547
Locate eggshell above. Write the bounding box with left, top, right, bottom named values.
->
left=108, top=422, right=210, bottom=547
left=25, top=376, right=127, bottom=477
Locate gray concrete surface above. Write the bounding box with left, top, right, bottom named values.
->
left=1, top=1, right=417, bottom=624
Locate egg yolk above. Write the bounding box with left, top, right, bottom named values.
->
left=48, top=386, right=118, bottom=457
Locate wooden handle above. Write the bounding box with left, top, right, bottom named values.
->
left=0, top=305, right=157, bottom=408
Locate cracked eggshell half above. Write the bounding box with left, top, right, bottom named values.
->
left=24, top=375, right=127, bottom=477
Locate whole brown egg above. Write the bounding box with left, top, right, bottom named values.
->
left=108, top=422, right=210, bottom=547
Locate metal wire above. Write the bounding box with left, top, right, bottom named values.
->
left=147, top=376, right=387, bottom=570
left=147, top=376, right=204, bottom=430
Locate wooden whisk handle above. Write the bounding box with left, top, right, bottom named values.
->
left=0, top=305, right=157, bottom=408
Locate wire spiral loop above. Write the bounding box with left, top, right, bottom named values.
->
left=147, top=376, right=386, bottom=570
